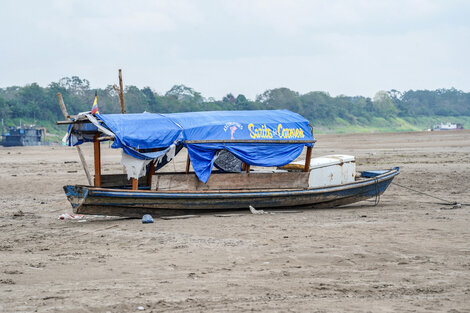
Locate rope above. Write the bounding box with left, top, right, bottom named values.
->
left=391, top=182, right=458, bottom=205
left=373, top=177, right=380, bottom=206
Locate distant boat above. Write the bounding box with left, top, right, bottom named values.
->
left=431, top=122, right=464, bottom=131
left=1, top=123, right=46, bottom=147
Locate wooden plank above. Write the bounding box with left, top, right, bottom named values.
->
left=100, top=174, right=147, bottom=187
left=151, top=171, right=309, bottom=191
left=56, top=120, right=88, bottom=125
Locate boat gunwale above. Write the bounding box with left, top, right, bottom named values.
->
left=72, top=168, right=399, bottom=199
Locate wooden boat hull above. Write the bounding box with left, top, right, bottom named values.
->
left=64, top=168, right=399, bottom=217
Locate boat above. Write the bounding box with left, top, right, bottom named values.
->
left=59, top=109, right=399, bottom=217
left=1, top=121, right=46, bottom=147
left=431, top=122, right=464, bottom=131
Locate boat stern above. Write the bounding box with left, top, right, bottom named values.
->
left=63, top=185, right=88, bottom=211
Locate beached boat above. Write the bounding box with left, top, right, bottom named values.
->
left=59, top=110, right=399, bottom=217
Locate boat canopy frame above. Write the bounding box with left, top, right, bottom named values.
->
left=58, top=110, right=316, bottom=190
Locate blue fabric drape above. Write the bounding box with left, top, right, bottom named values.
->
left=187, top=143, right=307, bottom=183
left=69, top=110, right=314, bottom=182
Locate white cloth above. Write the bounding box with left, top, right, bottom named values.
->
left=120, top=151, right=152, bottom=180
left=120, top=144, right=177, bottom=179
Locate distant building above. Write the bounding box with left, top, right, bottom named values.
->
left=1, top=125, right=46, bottom=146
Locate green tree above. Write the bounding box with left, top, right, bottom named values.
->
left=124, top=86, right=149, bottom=113
left=235, top=94, right=252, bottom=110
left=372, top=91, right=399, bottom=117
left=0, top=96, right=10, bottom=119
left=58, top=76, right=90, bottom=96
left=257, top=88, right=302, bottom=112
left=14, top=83, right=50, bottom=120
left=142, top=87, right=163, bottom=112
left=300, top=91, right=334, bottom=123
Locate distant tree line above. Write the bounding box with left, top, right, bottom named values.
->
left=1, top=76, right=469, bottom=129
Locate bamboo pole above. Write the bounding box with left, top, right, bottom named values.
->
left=57, top=92, right=93, bottom=185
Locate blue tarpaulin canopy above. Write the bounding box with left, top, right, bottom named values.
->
left=70, top=110, right=315, bottom=182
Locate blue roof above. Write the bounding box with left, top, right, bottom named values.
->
left=91, top=110, right=315, bottom=182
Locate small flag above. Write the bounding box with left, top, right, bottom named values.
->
left=91, top=92, right=99, bottom=114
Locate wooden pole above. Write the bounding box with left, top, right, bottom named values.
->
left=145, top=147, right=160, bottom=186
left=112, top=69, right=126, bottom=114
left=118, top=69, right=126, bottom=114
left=147, top=161, right=155, bottom=186
left=131, top=146, right=139, bottom=190
left=58, top=93, right=69, bottom=119
left=112, top=69, right=127, bottom=175
left=185, top=153, right=191, bottom=174
left=77, top=146, right=93, bottom=185
left=245, top=164, right=250, bottom=173
left=304, top=146, right=312, bottom=172
left=93, top=134, right=101, bottom=187
left=57, top=92, right=93, bottom=185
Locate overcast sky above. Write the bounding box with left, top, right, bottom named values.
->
left=1, top=0, right=469, bottom=99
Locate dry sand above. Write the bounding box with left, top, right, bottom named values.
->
left=0, top=130, right=469, bottom=312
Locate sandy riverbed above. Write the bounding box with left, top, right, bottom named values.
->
left=0, top=130, right=469, bottom=312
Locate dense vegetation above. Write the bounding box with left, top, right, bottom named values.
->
left=1, top=76, right=469, bottom=136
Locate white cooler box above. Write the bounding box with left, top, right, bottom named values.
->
left=282, top=154, right=356, bottom=188
left=307, top=155, right=356, bottom=188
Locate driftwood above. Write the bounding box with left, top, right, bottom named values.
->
left=214, top=214, right=245, bottom=217
left=160, top=215, right=200, bottom=220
